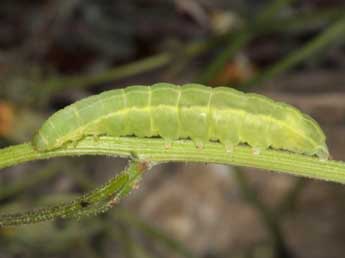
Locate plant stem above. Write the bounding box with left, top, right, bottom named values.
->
left=243, top=14, right=345, bottom=87
left=33, top=7, right=342, bottom=96
left=42, top=41, right=212, bottom=95
left=0, top=162, right=60, bottom=202
left=115, top=209, right=199, bottom=258
left=0, top=160, right=147, bottom=226
left=198, top=30, right=253, bottom=84
left=276, top=178, right=306, bottom=217
left=199, top=0, right=297, bottom=84
left=234, top=169, right=290, bottom=258
left=1, top=136, right=344, bottom=184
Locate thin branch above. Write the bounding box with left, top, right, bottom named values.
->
left=234, top=169, right=291, bottom=258
left=0, top=160, right=148, bottom=226
left=243, top=15, right=345, bottom=87
left=0, top=136, right=345, bottom=184
left=198, top=0, right=298, bottom=84
left=115, top=209, right=200, bottom=258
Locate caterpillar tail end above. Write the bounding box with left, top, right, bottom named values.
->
left=315, top=144, right=330, bottom=161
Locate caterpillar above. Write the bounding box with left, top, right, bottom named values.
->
left=32, top=83, right=329, bottom=160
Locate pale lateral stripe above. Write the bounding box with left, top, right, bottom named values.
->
left=57, top=103, right=316, bottom=150
left=59, top=85, right=301, bottom=133
left=49, top=84, right=319, bottom=149
left=54, top=104, right=317, bottom=148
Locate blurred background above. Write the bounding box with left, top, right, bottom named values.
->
left=0, top=0, right=345, bottom=257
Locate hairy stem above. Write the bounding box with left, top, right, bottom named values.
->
left=0, top=136, right=345, bottom=184
left=0, top=160, right=147, bottom=226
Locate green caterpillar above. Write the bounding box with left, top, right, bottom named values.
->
left=32, top=83, right=329, bottom=159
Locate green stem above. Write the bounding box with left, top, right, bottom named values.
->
left=1, top=136, right=345, bottom=184
left=0, top=160, right=146, bottom=226
left=115, top=209, right=199, bottom=258
left=116, top=222, right=136, bottom=258
left=0, top=162, right=60, bottom=201
left=234, top=169, right=290, bottom=258
left=199, top=0, right=297, bottom=84
left=244, top=15, right=345, bottom=86
left=276, top=178, right=306, bottom=217
left=274, top=7, right=345, bottom=32
left=67, top=169, right=199, bottom=258
left=34, top=7, right=342, bottom=95
left=198, top=30, right=253, bottom=84
left=42, top=41, right=212, bottom=95
left=256, top=0, right=297, bottom=23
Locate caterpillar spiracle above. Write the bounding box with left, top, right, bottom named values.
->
left=32, top=83, right=329, bottom=160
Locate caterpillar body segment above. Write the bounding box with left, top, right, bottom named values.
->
left=32, top=83, right=329, bottom=160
